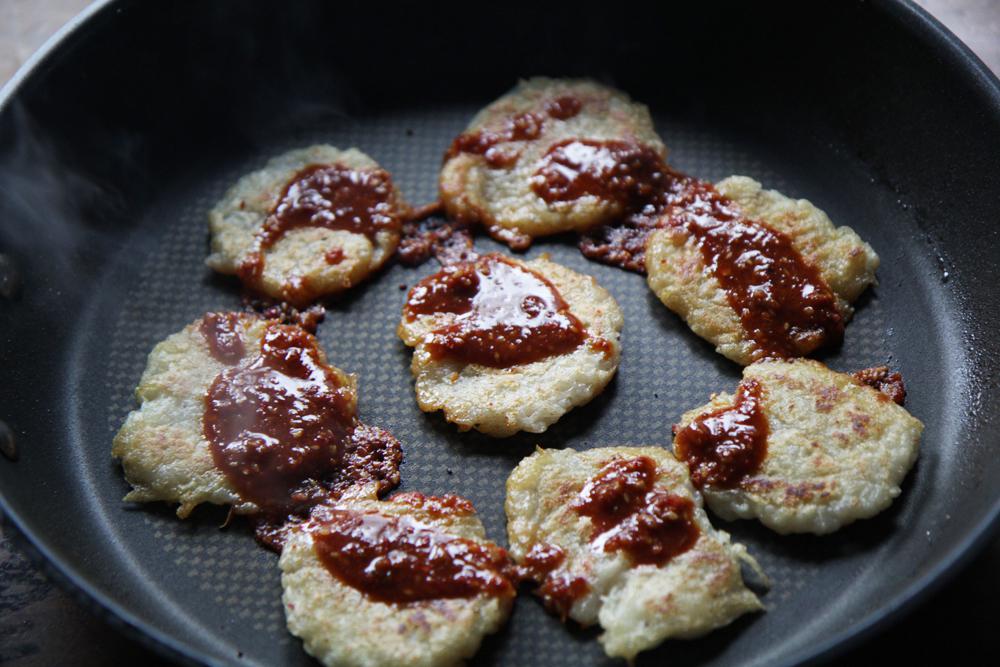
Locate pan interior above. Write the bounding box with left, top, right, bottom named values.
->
left=62, top=102, right=954, bottom=667
left=1, top=2, right=998, bottom=666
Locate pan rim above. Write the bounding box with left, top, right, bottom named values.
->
left=0, top=0, right=998, bottom=665
left=1, top=3, right=213, bottom=664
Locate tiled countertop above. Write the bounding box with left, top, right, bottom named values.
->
left=1, top=1, right=998, bottom=665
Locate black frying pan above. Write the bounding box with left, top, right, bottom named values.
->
left=1, top=1, right=998, bottom=665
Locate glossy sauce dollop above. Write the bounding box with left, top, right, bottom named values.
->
left=572, top=456, right=699, bottom=566
left=311, top=507, right=515, bottom=603
left=404, top=254, right=586, bottom=367
left=203, top=323, right=400, bottom=517
left=544, top=95, right=583, bottom=120
left=673, top=379, right=769, bottom=489
left=237, top=164, right=401, bottom=302
left=531, top=139, right=667, bottom=206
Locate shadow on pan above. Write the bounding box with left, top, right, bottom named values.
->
left=0, top=1, right=999, bottom=665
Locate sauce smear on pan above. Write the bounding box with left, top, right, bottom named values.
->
left=397, top=202, right=476, bottom=267
left=852, top=366, right=906, bottom=405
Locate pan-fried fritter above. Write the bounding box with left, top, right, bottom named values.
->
left=112, top=313, right=269, bottom=517
left=646, top=176, right=879, bottom=365
left=440, top=78, right=665, bottom=247
left=280, top=493, right=514, bottom=667
left=112, top=312, right=399, bottom=519
left=397, top=254, right=623, bottom=437
left=673, top=359, right=922, bottom=534
left=207, top=145, right=408, bottom=306
left=506, top=447, right=763, bottom=661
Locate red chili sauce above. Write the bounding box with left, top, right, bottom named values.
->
left=397, top=201, right=476, bottom=268
left=311, top=507, right=515, bottom=603
left=571, top=456, right=699, bottom=566
left=532, top=136, right=843, bottom=359
left=852, top=366, right=906, bottom=405
left=531, top=138, right=673, bottom=273
left=531, top=139, right=668, bottom=206
left=201, top=321, right=401, bottom=543
left=324, top=247, right=345, bottom=265
left=673, top=379, right=769, bottom=489
left=403, top=253, right=586, bottom=367
left=545, top=95, right=583, bottom=120
left=391, top=491, right=477, bottom=517
left=237, top=164, right=402, bottom=303
left=251, top=423, right=402, bottom=552
left=445, top=94, right=583, bottom=169
left=200, top=312, right=246, bottom=365
left=664, top=178, right=844, bottom=360
left=517, top=542, right=590, bottom=620
left=446, top=111, right=544, bottom=168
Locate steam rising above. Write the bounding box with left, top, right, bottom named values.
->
left=0, top=102, right=135, bottom=292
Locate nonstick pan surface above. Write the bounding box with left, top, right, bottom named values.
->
left=1, top=1, right=999, bottom=665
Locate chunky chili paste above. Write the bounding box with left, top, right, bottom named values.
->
left=572, top=456, right=699, bottom=566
